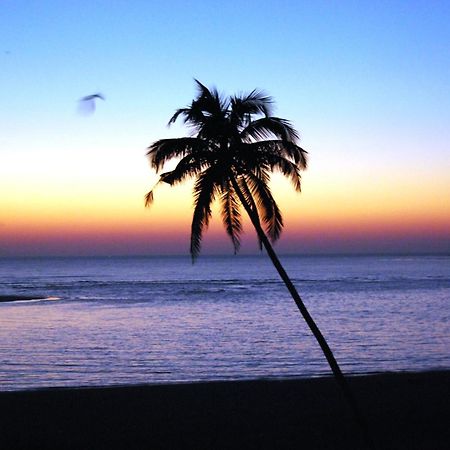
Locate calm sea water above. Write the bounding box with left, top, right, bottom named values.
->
left=0, top=255, right=449, bottom=391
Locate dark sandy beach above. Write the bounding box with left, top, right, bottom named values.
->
left=0, top=371, right=448, bottom=449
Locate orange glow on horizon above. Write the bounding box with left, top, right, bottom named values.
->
left=1, top=150, right=449, bottom=256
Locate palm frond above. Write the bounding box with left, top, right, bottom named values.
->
left=230, top=90, right=273, bottom=123
left=220, top=183, right=242, bottom=254
left=193, top=79, right=213, bottom=99
left=144, top=177, right=165, bottom=207
left=168, top=108, right=191, bottom=126
left=266, top=154, right=303, bottom=192
left=190, top=168, right=219, bottom=260
left=193, top=79, right=227, bottom=117
left=236, top=176, right=263, bottom=250
left=240, top=117, right=300, bottom=143
left=147, top=137, right=210, bottom=171
left=240, top=140, right=307, bottom=169
left=159, top=151, right=213, bottom=186
left=245, top=171, right=283, bottom=242
left=165, top=80, right=227, bottom=139
left=144, top=189, right=154, bottom=207
left=243, top=148, right=303, bottom=192
left=167, top=80, right=226, bottom=132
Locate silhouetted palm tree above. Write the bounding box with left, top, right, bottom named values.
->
left=146, top=80, right=372, bottom=448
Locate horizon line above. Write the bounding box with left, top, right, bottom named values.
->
left=1, top=251, right=449, bottom=259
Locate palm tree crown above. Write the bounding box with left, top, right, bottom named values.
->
left=146, top=79, right=307, bottom=258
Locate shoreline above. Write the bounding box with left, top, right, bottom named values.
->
left=0, top=368, right=446, bottom=393
left=1, top=370, right=449, bottom=449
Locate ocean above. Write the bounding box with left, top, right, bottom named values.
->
left=0, top=255, right=449, bottom=391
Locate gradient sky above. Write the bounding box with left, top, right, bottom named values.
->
left=1, top=0, right=449, bottom=256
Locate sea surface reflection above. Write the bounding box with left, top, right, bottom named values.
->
left=0, top=255, right=449, bottom=391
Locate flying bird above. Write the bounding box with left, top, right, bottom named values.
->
left=78, top=92, right=105, bottom=115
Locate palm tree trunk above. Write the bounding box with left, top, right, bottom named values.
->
left=230, top=176, right=374, bottom=450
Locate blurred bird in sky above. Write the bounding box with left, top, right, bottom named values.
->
left=78, top=93, right=105, bottom=115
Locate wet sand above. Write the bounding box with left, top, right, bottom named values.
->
left=0, top=371, right=448, bottom=449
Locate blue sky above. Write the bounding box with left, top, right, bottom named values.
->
left=2, top=1, right=449, bottom=129
left=1, top=1, right=449, bottom=255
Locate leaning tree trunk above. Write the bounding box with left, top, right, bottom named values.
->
left=230, top=176, right=374, bottom=450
